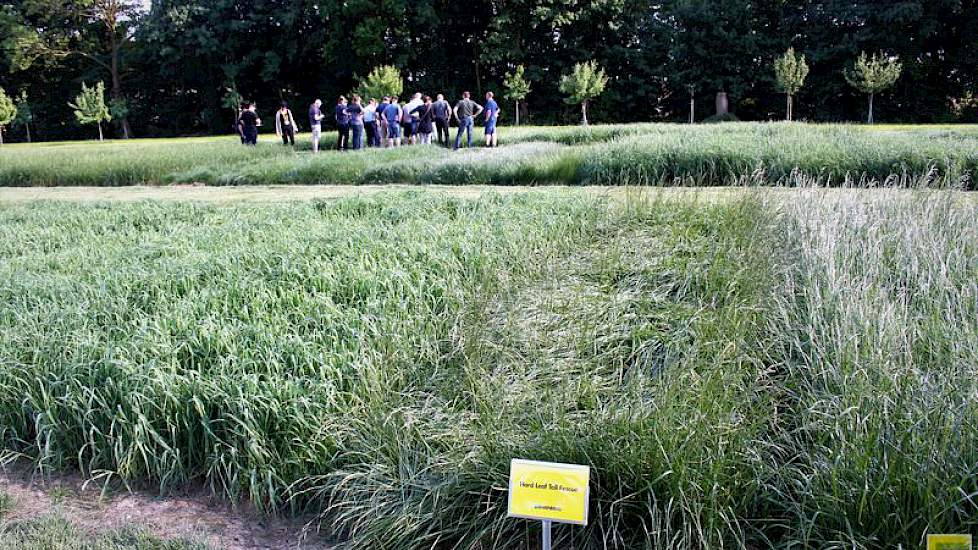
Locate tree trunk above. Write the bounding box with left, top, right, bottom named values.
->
left=786, top=94, right=792, bottom=121
left=25, top=122, right=31, bottom=143
left=581, top=100, right=588, bottom=126
left=109, top=20, right=131, bottom=139
left=868, top=93, right=874, bottom=124
left=715, top=92, right=728, bottom=116
left=515, top=100, right=520, bottom=126
left=98, top=122, right=103, bottom=141
left=0, top=127, right=4, bottom=145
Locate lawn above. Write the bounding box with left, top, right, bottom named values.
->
left=1, top=123, right=977, bottom=187
left=0, top=187, right=975, bottom=548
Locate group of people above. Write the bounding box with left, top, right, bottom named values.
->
left=239, top=91, right=501, bottom=152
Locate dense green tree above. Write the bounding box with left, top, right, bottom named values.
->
left=2, top=0, right=141, bottom=138
left=2, top=0, right=978, bottom=138
left=0, top=87, right=16, bottom=145
left=560, top=61, right=608, bottom=125
left=774, top=48, right=810, bottom=121
left=69, top=81, right=112, bottom=140
left=845, top=52, right=902, bottom=124
left=357, top=66, right=404, bottom=101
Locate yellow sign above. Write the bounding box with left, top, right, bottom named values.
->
left=928, top=534, right=973, bottom=550
left=507, top=459, right=590, bottom=525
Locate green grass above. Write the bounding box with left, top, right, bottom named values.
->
left=0, top=188, right=975, bottom=548
left=1, top=123, right=977, bottom=187
left=0, top=515, right=207, bottom=549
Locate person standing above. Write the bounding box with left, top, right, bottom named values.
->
left=385, top=96, right=402, bottom=147
left=432, top=93, right=451, bottom=147
left=364, top=98, right=379, bottom=147
left=238, top=101, right=260, bottom=146
left=402, top=92, right=423, bottom=145
left=335, top=96, right=350, bottom=151
left=411, top=95, right=436, bottom=145
left=275, top=101, right=298, bottom=146
left=347, top=95, right=365, bottom=150
left=483, top=91, right=501, bottom=147
left=377, top=96, right=390, bottom=146
left=309, top=99, right=324, bottom=152
left=453, top=91, right=483, bottom=150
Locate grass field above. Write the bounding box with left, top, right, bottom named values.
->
left=0, top=186, right=975, bottom=548
left=1, top=123, right=977, bottom=187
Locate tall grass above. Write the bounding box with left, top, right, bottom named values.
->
left=1, top=123, right=976, bottom=187
left=0, top=189, right=975, bottom=548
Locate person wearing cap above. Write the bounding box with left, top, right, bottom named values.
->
left=275, top=101, right=298, bottom=146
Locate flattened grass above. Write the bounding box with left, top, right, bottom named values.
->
left=0, top=189, right=975, bottom=548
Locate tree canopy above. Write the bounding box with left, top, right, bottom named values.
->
left=0, top=0, right=976, bottom=140
left=0, top=87, right=16, bottom=144
left=69, top=81, right=111, bottom=140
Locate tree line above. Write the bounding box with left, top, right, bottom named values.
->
left=0, top=0, right=976, bottom=141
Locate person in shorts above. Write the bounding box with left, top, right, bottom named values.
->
left=411, top=95, right=435, bottom=145
left=385, top=96, right=402, bottom=147
left=402, top=92, right=423, bottom=145
left=483, top=91, right=501, bottom=147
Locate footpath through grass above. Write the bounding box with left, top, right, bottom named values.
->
left=0, top=189, right=975, bottom=548
left=1, top=123, right=977, bottom=187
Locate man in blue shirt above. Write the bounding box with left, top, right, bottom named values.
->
left=483, top=91, right=501, bottom=147
left=385, top=96, right=402, bottom=147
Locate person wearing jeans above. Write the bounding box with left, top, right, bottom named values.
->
left=335, top=96, right=350, bottom=151
left=453, top=91, right=483, bottom=150
left=433, top=94, right=451, bottom=147
left=275, top=102, right=298, bottom=146
left=308, top=99, right=324, bottom=152
left=364, top=98, right=379, bottom=147
left=347, top=95, right=365, bottom=150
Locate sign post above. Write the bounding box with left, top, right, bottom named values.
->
left=508, top=459, right=590, bottom=549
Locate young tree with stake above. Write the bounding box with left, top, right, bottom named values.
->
left=559, top=61, right=608, bottom=126
left=845, top=52, right=902, bottom=124
left=774, top=48, right=809, bottom=121
left=13, top=91, right=34, bottom=142
left=69, top=82, right=112, bottom=141
left=503, top=65, right=531, bottom=126
left=0, top=89, right=16, bottom=145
